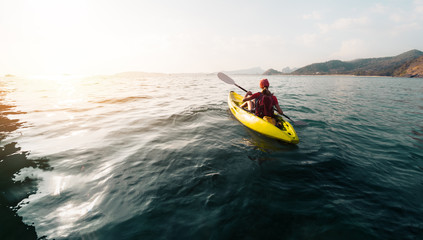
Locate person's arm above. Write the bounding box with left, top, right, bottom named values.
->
left=275, top=104, right=283, bottom=115
left=242, top=91, right=253, bottom=102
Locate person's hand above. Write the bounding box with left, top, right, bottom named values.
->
left=246, top=91, right=252, bottom=96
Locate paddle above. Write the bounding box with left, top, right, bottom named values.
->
left=217, top=72, right=248, bottom=93
left=217, top=72, right=307, bottom=126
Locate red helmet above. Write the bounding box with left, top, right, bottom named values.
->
left=259, top=79, right=269, bottom=88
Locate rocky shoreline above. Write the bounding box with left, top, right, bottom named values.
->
left=264, top=49, right=423, bottom=78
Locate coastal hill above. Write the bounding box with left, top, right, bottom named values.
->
left=393, top=55, right=423, bottom=78
left=263, top=49, right=423, bottom=78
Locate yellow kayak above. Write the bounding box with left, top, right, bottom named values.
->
left=228, top=91, right=299, bottom=144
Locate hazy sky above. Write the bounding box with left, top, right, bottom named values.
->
left=1, top=0, right=422, bottom=75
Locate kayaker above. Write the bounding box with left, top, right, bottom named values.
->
left=242, top=78, right=284, bottom=125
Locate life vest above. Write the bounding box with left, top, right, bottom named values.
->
left=255, top=94, right=274, bottom=118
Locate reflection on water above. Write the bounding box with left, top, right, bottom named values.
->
left=243, top=128, right=297, bottom=152
left=0, top=78, right=52, bottom=239
left=1, top=74, right=187, bottom=239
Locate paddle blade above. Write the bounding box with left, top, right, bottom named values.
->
left=217, top=72, right=235, bottom=85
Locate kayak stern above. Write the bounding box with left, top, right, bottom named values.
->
left=228, top=91, right=299, bottom=144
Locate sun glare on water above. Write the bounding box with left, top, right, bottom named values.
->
left=21, top=75, right=89, bottom=110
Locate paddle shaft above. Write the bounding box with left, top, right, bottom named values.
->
left=234, top=84, right=248, bottom=93
left=282, top=114, right=292, bottom=121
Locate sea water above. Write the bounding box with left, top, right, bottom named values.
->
left=0, top=74, right=422, bottom=239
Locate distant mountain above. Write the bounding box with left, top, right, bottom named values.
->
left=222, top=67, right=265, bottom=75
left=281, top=67, right=297, bottom=73
left=291, top=49, right=423, bottom=77
left=263, top=67, right=298, bottom=75
left=263, top=68, right=283, bottom=75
